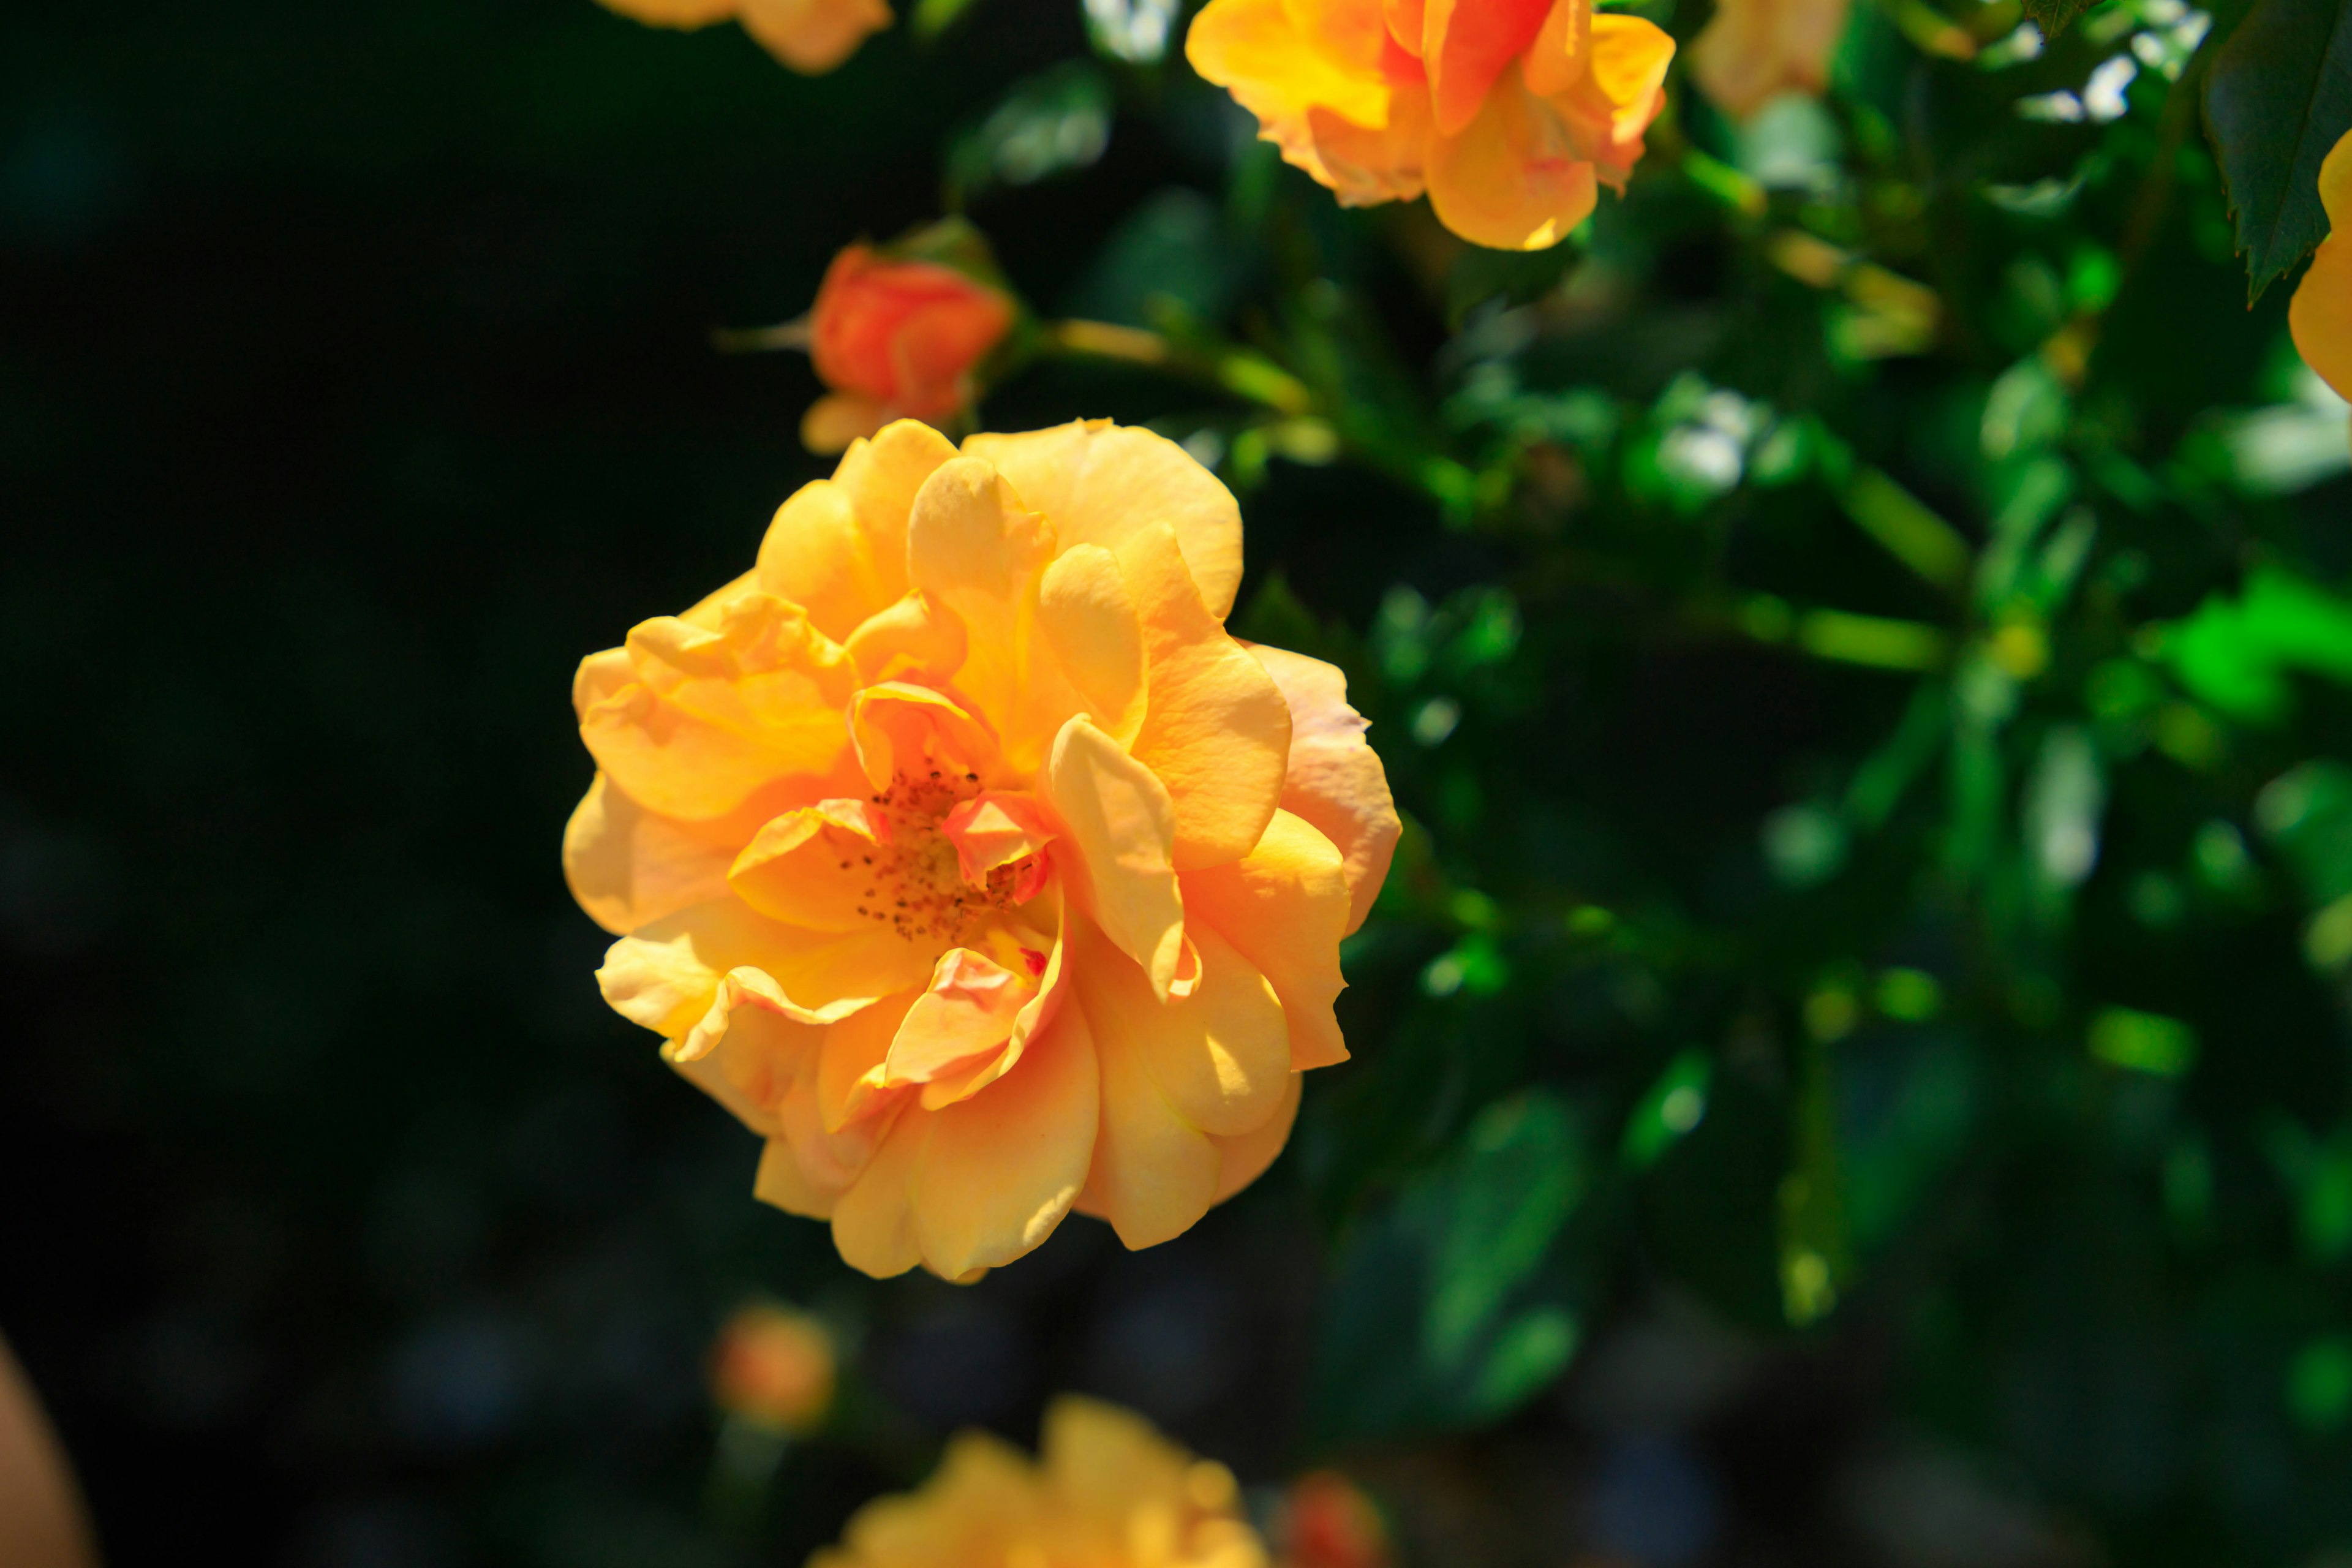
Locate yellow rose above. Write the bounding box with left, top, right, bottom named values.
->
left=595, top=0, right=890, bottom=74
left=1689, top=0, right=1850, bottom=119
left=2291, top=129, right=2352, bottom=433
left=1185, top=0, right=1676, bottom=250
left=565, top=419, right=1400, bottom=1280
left=812, top=1396, right=1268, bottom=1568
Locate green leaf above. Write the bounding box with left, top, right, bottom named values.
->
left=944, top=64, right=1114, bottom=208
left=1310, top=1092, right=1586, bottom=1444
left=2201, top=0, right=2352, bottom=297
left=1621, top=1050, right=1713, bottom=1169
left=2160, top=567, right=2352, bottom=723
left=2021, top=0, right=2096, bottom=39
left=2087, top=1007, right=2200, bottom=1076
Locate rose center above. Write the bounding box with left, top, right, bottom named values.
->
left=845, top=768, right=1034, bottom=945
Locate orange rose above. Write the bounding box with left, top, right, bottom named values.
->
left=812, top=1396, right=1269, bottom=1568
left=709, top=1302, right=836, bottom=1433
left=595, top=0, right=890, bottom=74
left=1689, top=0, right=1850, bottom=118
left=2291, top=129, right=2352, bottom=439
left=1186, top=0, right=1675, bottom=250
left=802, top=246, right=1018, bottom=453
left=565, top=419, right=1398, bottom=1280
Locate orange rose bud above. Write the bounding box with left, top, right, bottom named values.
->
left=802, top=244, right=1017, bottom=453
left=1281, top=1471, right=1393, bottom=1568
left=709, top=1302, right=837, bottom=1434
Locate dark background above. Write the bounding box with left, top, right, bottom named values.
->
left=13, top=3, right=2352, bottom=1567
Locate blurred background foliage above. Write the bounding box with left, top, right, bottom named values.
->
left=6, top=0, right=2352, bottom=1565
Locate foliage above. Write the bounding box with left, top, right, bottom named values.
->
left=9, top=0, right=2352, bottom=1564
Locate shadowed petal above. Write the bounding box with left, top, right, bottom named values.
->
left=1246, top=646, right=1401, bottom=934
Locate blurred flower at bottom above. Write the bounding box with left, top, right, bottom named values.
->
left=811, top=1395, right=1268, bottom=1567
left=1278, top=1470, right=1392, bottom=1568
left=709, top=1300, right=836, bottom=1435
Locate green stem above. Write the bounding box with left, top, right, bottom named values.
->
left=1041, top=319, right=1317, bottom=415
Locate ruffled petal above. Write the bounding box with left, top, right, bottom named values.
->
left=755, top=1135, right=839, bottom=1219
left=1550, top=13, right=1675, bottom=185
left=963, top=420, right=1247, bottom=622
left=1426, top=78, right=1598, bottom=250
left=563, top=772, right=739, bottom=937
left=848, top=681, right=1005, bottom=791
left=835, top=418, right=960, bottom=603
left=819, top=987, right=919, bottom=1130
left=845, top=591, right=967, bottom=685
left=1420, top=0, right=1551, bottom=136
left=667, top=982, right=816, bottom=1137
left=1188, top=0, right=1401, bottom=198
left=1037, top=543, right=1149, bottom=745
left=1210, top=1070, right=1303, bottom=1201
left=1246, top=646, right=1401, bottom=933
left=884, top=945, right=1038, bottom=1085
left=728, top=797, right=893, bottom=930
left=905, top=454, right=1089, bottom=765
left=911, top=1003, right=1099, bottom=1276
left=1075, top=964, right=1222, bottom=1249
left=940, top=791, right=1057, bottom=890
left=598, top=896, right=938, bottom=1039
left=829, top=1108, right=928, bottom=1278
left=1306, top=93, right=1434, bottom=206
left=1043, top=715, right=1187, bottom=998
left=1115, top=523, right=1292, bottom=869
left=1071, top=907, right=1291, bottom=1139
left=1180, top=809, right=1352, bottom=1071
left=756, top=478, right=894, bottom=644
left=580, top=594, right=857, bottom=821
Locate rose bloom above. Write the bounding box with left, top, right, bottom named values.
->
left=802, top=246, right=1017, bottom=454
left=1186, top=0, right=1675, bottom=251
left=2292, top=129, right=2352, bottom=442
left=1689, top=0, right=1849, bottom=118
left=595, top=0, right=889, bottom=74
left=709, top=1302, right=836, bottom=1434
left=566, top=418, right=1398, bottom=1280
left=813, top=1396, right=1268, bottom=1568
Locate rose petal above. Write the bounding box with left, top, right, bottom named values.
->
left=1115, top=522, right=1292, bottom=870
left=1246, top=645, right=1401, bottom=934
left=963, top=420, right=1248, bottom=622
left=911, top=1003, right=1098, bottom=1277
left=1180, top=809, right=1352, bottom=1071
left=1044, top=715, right=1187, bottom=1000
